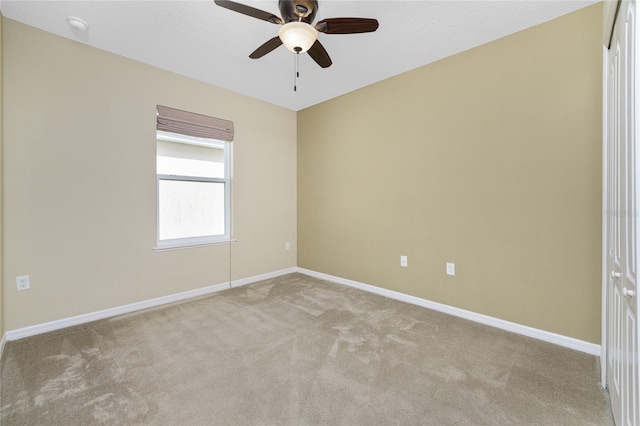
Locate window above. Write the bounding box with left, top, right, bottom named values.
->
left=156, top=130, right=230, bottom=249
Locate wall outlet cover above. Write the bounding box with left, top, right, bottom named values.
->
left=17, top=275, right=30, bottom=291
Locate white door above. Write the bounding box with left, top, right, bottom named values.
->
left=606, top=2, right=639, bottom=425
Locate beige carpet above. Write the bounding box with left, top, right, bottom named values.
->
left=1, top=273, right=612, bottom=425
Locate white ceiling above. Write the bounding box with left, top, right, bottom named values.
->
left=1, top=0, right=598, bottom=111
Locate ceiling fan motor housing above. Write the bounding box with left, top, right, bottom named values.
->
left=279, top=0, right=318, bottom=23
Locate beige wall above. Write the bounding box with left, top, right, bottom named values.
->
left=0, top=13, right=4, bottom=339
left=298, top=5, right=603, bottom=343
left=3, top=19, right=297, bottom=331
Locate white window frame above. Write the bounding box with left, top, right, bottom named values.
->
left=155, top=130, right=231, bottom=250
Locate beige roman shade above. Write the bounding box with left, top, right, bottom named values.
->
left=156, top=105, right=234, bottom=142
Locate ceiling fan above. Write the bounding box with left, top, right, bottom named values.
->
left=214, top=0, right=379, bottom=68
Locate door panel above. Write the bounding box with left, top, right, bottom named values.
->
left=606, top=2, right=639, bottom=425
left=607, top=19, right=623, bottom=423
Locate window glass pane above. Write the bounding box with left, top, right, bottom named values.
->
left=157, top=140, right=224, bottom=178
left=158, top=179, right=225, bottom=240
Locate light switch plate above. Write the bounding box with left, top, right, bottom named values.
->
left=446, top=263, right=455, bottom=276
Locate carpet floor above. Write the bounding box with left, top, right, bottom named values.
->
left=1, top=273, right=613, bottom=425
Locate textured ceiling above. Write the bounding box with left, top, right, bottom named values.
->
left=1, top=0, right=597, bottom=111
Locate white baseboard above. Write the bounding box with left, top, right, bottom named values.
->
left=5, top=267, right=296, bottom=341
left=4, top=266, right=601, bottom=356
left=296, top=268, right=601, bottom=356
left=0, top=333, right=6, bottom=359
left=231, top=267, right=298, bottom=288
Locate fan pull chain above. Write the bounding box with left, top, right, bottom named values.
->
left=294, top=47, right=301, bottom=92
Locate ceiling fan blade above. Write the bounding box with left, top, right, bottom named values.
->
left=315, top=18, right=379, bottom=34
left=307, top=40, right=332, bottom=68
left=214, top=0, right=284, bottom=25
left=249, top=36, right=283, bottom=59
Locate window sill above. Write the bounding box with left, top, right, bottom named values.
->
left=154, top=239, right=237, bottom=252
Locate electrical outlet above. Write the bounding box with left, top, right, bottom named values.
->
left=285, top=242, right=291, bottom=250
left=400, top=255, right=408, bottom=267
left=17, top=275, right=30, bottom=291
left=446, top=263, right=455, bottom=276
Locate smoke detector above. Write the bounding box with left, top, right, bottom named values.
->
left=67, top=16, right=89, bottom=32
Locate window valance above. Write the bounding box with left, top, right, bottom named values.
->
left=156, top=105, right=234, bottom=142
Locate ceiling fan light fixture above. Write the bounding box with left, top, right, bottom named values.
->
left=279, top=22, right=317, bottom=53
